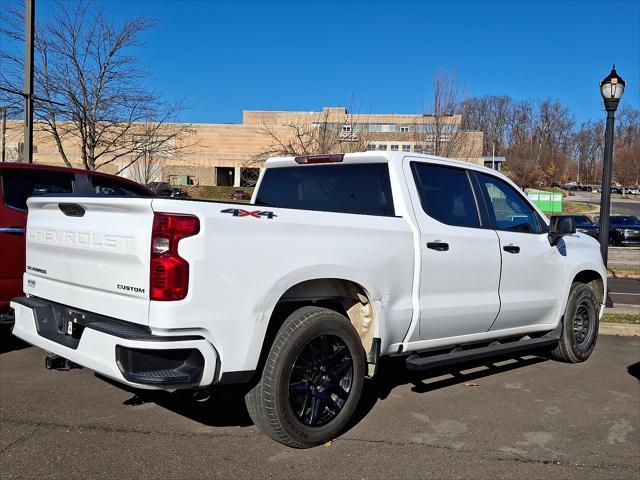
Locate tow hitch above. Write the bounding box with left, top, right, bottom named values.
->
left=45, top=355, right=82, bottom=371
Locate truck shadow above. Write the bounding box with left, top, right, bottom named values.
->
left=115, top=351, right=549, bottom=431
left=0, top=330, right=30, bottom=354
left=347, top=353, right=549, bottom=433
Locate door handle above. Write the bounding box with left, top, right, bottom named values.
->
left=427, top=241, right=449, bottom=251
left=503, top=245, right=520, bottom=254
left=0, top=227, right=25, bottom=235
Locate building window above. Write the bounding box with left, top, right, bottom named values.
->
left=367, top=144, right=376, bottom=151
left=390, top=145, right=399, bottom=151
left=377, top=144, right=387, bottom=151
left=400, top=126, right=410, bottom=133
left=413, top=144, right=422, bottom=153
left=368, top=124, right=382, bottom=132
left=402, top=144, right=410, bottom=152
left=341, top=124, right=352, bottom=133
left=169, top=175, right=195, bottom=186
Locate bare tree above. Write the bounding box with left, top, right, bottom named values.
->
left=614, top=141, right=640, bottom=192
left=242, top=107, right=372, bottom=186
left=0, top=1, right=193, bottom=172
left=415, top=68, right=476, bottom=158
left=571, top=120, right=604, bottom=184
left=461, top=95, right=513, bottom=156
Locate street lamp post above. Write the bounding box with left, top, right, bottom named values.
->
left=598, top=66, right=625, bottom=266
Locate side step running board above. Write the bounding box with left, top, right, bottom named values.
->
left=405, top=335, right=559, bottom=371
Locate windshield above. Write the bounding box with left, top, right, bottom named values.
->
left=611, top=216, right=640, bottom=226
left=569, top=215, right=592, bottom=225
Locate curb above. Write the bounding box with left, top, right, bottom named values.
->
left=600, top=322, right=640, bottom=337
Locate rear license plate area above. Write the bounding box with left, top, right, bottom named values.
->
left=61, top=309, right=86, bottom=339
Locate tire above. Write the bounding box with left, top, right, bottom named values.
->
left=245, top=306, right=366, bottom=448
left=549, top=282, right=599, bottom=363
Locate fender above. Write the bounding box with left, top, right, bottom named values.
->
left=553, top=235, right=608, bottom=329
left=239, top=264, right=387, bottom=372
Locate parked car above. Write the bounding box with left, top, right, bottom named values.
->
left=556, top=215, right=598, bottom=239
left=623, top=187, right=640, bottom=195
left=608, top=215, right=640, bottom=246
left=11, top=152, right=606, bottom=448
left=147, top=182, right=189, bottom=198
left=0, top=163, right=153, bottom=326
left=228, top=189, right=250, bottom=200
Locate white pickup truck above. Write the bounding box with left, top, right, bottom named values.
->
left=11, top=152, right=606, bottom=448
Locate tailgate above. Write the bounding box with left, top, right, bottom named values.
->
left=23, top=197, right=154, bottom=325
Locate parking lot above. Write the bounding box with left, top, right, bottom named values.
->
left=1, top=335, right=638, bottom=479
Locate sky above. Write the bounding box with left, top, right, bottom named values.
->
left=4, top=0, right=640, bottom=125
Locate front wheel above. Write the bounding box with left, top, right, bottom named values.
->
left=549, top=282, right=599, bottom=363
left=245, top=306, right=366, bottom=448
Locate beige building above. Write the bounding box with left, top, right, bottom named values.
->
left=2, top=107, right=483, bottom=186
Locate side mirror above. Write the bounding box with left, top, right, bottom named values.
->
left=549, top=216, right=576, bottom=246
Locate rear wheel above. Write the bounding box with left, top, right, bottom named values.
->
left=245, top=306, right=366, bottom=448
left=549, top=283, right=599, bottom=363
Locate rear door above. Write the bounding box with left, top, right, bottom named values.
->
left=473, top=172, right=564, bottom=330
left=0, top=169, right=74, bottom=312
left=404, top=160, right=502, bottom=340
left=24, top=197, right=154, bottom=325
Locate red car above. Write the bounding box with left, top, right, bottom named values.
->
left=0, top=163, right=154, bottom=326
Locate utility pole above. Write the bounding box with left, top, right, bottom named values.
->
left=23, top=0, right=35, bottom=163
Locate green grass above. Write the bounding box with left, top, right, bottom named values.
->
left=602, top=313, right=640, bottom=324
left=542, top=201, right=595, bottom=216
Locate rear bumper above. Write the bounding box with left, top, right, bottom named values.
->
left=10, top=297, right=219, bottom=390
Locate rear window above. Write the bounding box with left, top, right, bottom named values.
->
left=1, top=170, right=74, bottom=210
left=255, top=163, right=395, bottom=216
left=89, top=175, right=151, bottom=197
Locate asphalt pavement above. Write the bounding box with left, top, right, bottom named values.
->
left=568, top=192, right=640, bottom=217
left=609, top=278, right=640, bottom=306
left=1, top=336, right=638, bottom=479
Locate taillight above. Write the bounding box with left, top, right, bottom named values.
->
left=294, top=154, right=344, bottom=164
left=150, top=213, right=200, bottom=301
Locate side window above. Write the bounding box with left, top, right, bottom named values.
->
left=89, top=176, right=151, bottom=197
left=478, top=174, right=541, bottom=233
left=411, top=162, right=480, bottom=228
left=1, top=170, right=73, bottom=211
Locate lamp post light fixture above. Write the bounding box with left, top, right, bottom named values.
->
left=598, top=66, right=625, bottom=267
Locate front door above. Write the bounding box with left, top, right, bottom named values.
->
left=405, top=160, right=502, bottom=341
left=474, top=173, right=565, bottom=331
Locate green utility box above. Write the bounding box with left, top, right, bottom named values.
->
left=526, top=189, right=563, bottom=213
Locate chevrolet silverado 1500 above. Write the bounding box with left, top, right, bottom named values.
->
left=10, top=152, right=606, bottom=448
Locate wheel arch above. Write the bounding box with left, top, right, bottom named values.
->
left=253, top=271, right=384, bottom=379
left=571, top=269, right=605, bottom=305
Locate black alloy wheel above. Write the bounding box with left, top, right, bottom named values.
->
left=288, top=334, right=353, bottom=427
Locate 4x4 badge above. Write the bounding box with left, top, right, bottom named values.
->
left=221, top=208, right=277, bottom=219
